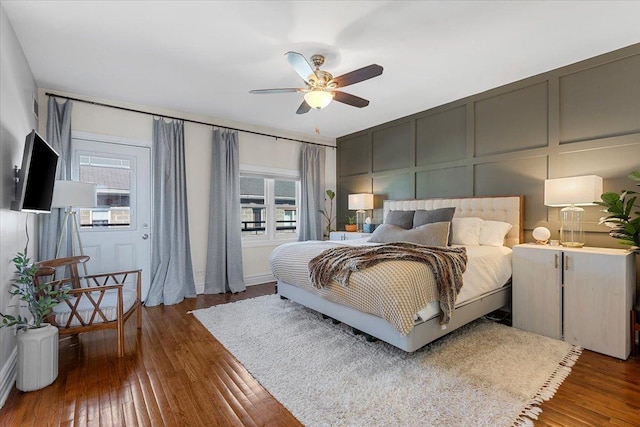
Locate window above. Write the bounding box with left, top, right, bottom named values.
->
left=240, top=175, right=299, bottom=241
left=77, top=154, right=132, bottom=228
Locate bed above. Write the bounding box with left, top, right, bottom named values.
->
left=270, top=196, right=524, bottom=352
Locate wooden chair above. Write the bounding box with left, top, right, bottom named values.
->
left=34, top=255, right=142, bottom=357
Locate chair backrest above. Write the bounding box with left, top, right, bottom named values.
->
left=35, top=255, right=90, bottom=289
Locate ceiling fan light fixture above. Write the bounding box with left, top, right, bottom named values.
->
left=304, top=90, right=333, bottom=110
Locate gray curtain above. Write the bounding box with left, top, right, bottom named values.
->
left=38, top=97, right=73, bottom=262
left=146, top=118, right=196, bottom=306
left=205, top=129, right=245, bottom=294
left=298, top=144, right=325, bottom=241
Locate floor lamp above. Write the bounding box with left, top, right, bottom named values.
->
left=51, top=180, right=97, bottom=275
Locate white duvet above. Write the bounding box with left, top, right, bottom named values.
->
left=416, top=244, right=512, bottom=321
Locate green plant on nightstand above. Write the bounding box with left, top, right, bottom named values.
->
left=345, top=215, right=357, bottom=232
left=596, top=171, right=640, bottom=253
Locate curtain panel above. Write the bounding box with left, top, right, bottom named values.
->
left=38, top=97, right=73, bottom=262
left=205, top=129, right=245, bottom=294
left=298, top=144, right=326, bottom=241
left=146, top=118, right=196, bottom=306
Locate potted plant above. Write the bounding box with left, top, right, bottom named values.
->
left=345, top=215, right=358, bottom=232
left=0, top=251, right=69, bottom=391
left=318, top=189, right=336, bottom=239
left=596, top=171, right=640, bottom=253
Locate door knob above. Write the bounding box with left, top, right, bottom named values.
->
left=142, top=233, right=149, bottom=240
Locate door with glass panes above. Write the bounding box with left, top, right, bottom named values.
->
left=72, top=135, right=152, bottom=300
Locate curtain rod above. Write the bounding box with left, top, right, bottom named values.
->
left=45, top=92, right=336, bottom=149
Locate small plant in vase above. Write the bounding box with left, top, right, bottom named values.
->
left=596, top=171, right=640, bottom=253
left=0, top=251, right=70, bottom=391
left=0, top=251, right=68, bottom=329
left=345, top=215, right=357, bottom=232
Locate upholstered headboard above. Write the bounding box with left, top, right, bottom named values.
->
left=383, top=196, right=524, bottom=247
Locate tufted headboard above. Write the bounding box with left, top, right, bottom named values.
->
left=383, top=196, right=524, bottom=248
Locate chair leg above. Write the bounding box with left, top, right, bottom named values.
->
left=137, top=303, right=142, bottom=329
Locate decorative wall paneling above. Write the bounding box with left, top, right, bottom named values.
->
left=336, top=44, right=640, bottom=246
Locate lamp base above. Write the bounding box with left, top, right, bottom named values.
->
left=561, top=241, right=584, bottom=248
left=560, top=205, right=585, bottom=248
left=356, top=210, right=366, bottom=233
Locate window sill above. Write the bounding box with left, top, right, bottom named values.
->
left=241, top=237, right=298, bottom=248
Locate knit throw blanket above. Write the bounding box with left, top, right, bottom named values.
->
left=308, top=242, right=468, bottom=325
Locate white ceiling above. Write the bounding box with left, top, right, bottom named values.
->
left=3, top=1, right=640, bottom=140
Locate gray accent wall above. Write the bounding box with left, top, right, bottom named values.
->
left=336, top=44, right=640, bottom=249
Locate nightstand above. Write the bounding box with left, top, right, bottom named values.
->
left=329, top=231, right=372, bottom=241
left=512, top=243, right=636, bottom=359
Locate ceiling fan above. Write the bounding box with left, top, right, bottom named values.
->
left=249, top=52, right=383, bottom=114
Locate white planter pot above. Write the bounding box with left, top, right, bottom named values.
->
left=16, top=324, right=58, bottom=392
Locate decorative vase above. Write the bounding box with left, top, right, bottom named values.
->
left=345, top=224, right=357, bottom=232
left=16, top=323, right=58, bottom=392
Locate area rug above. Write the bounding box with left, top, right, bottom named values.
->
left=192, top=295, right=581, bottom=427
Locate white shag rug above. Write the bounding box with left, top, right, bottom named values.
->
left=192, top=295, right=581, bottom=427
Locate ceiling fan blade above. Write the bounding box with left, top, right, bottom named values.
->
left=296, top=100, right=311, bottom=115
left=249, top=88, right=302, bottom=94
left=286, top=51, right=315, bottom=84
left=332, top=64, right=383, bottom=88
left=332, top=91, right=370, bottom=108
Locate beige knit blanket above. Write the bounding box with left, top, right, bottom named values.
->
left=308, top=242, right=468, bottom=325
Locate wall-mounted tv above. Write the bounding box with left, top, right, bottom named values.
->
left=10, top=130, right=59, bottom=213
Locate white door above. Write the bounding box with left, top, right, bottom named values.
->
left=71, top=137, right=152, bottom=301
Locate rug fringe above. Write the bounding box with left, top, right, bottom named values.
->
left=512, top=345, right=582, bottom=427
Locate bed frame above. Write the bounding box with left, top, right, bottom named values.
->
left=277, top=195, right=524, bottom=352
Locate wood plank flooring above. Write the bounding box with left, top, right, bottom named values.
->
left=1, top=282, right=639, bottom=426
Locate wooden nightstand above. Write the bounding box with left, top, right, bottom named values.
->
left=329, top=231, right=372, bottom=241
left=512, top=243, right=636, bottom=360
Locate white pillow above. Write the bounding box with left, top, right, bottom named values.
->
left=479, top=220, right=513, bottom=247
left=451, top=217, right=484, bottom=246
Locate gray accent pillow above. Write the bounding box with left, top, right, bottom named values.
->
left=413, top=207, right=456, bottom=244
left=369, top=222, right=450, bottom=246
left=412, top=207, right=456, bottom=228
left=384, top=210, right=415, bottom=229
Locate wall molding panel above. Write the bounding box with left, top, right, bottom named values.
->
left=336, top=44, right=640, bottom=246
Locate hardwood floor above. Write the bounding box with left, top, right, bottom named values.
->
left=1, top=283, right=639, bottom=426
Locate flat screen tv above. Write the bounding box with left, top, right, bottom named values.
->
left=10, top=130, right=59, bottom=213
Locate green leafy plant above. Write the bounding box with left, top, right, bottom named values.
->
left=596, top=171, right=640, bottom=251
left=0, top=251, right=69, bottom=330
left=318, top=189, right=336, bottom=238
left=346, top=215, right=356, bottom=225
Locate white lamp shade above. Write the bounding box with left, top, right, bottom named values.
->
left=51, top=180, right=97, bottom=208
left=348, top=193, right=374, bottom=210
left=544, top=175, right=603, bottom=207
left=304, top=90, right=333, bottom=109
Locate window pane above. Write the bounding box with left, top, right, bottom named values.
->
left=276, top=207, right=297, bottom=234
left=274, top=179, right=296, bottom=205
left=78, top=155, right=131, bottom=228
left=240, top=176, right=265, bottom=205
left=241, top=207, right=266, bottom=236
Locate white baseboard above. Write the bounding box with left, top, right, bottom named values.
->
left=0, top=347, right=17, bottom=409
left=195, top=273, right=275, bottom=295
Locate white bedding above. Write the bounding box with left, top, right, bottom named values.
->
left=416, top=245, right=512, bottom=321
left=270, top=238, right=512, bottom=326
